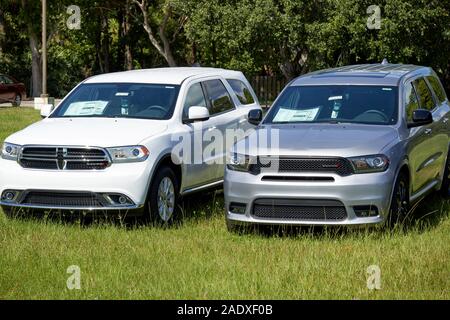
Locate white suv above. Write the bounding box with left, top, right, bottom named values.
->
left=0, top=68, right=261, bottom=224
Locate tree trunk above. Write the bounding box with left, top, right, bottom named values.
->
left=101, top=9, right=110, bottom=73
left=133, top=0, right=177, bottom=67
left=123, top=0, right=133, bottom=70
left=29, top=28, right=42, bottom=97
left=0, top=9, right=5, bottom=55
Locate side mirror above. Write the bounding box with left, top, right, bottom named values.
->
left=40, top=104, right=54, bottom=118
left=248, top=109, right=263, bottom=126
left=184, top=106, right=210, bottom=123
left=407, top=109, right=433, bottom=128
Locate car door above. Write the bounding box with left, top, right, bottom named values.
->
left=0, top=75, right=9, bottom=103
left=406, top=78, right=441, bottom=194
left=180, top=81, right=219, bottom=189
left=202, top=78, right=241, bottom=180
left=425, top=74, right=450, bottom=180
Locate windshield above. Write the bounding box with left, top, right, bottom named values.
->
left=51, top=83, right=180, bottom=120
left=264, top=85, right=398, bottom=125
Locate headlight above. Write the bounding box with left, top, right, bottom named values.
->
left=227, top=153, right=254, bottom=172
left=348, top=154, right=389, bottom=173
left=106, top=146, right=149, bottom=163
left=1, top=143, right=21, bottom=161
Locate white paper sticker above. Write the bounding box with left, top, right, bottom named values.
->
left=64, top=101, right=108, bottom=116
left=273, top=107, right=320, bottom=122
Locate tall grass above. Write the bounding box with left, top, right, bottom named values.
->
left=0, top=108, right=449, bottom=299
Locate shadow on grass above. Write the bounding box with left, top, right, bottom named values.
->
left=3, top=190, right=449, bottom=237
left=231, top=193, right=450, bottom=239
left=2, top=189, right=224, bottom=230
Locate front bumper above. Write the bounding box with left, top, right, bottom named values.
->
left=224, top=168, right=396, bottom=227
left=0, top=158, right=152, bottom=211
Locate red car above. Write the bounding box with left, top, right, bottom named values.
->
left=0, top=74, right=26, bottom=107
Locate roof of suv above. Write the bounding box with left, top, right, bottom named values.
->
left=292, top=63, right=429, bottom=87
left=84, top=67, right=244, bottom=85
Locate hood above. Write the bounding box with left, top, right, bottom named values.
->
left=236, top=123, right=399, bottom=158
left=6, top=118, right=168, bottom=147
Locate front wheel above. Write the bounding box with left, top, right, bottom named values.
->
left=144, top=166, right=179, bottom=226
left=387, top=173, right=410, bottom=227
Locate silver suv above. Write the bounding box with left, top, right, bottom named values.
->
left=225, top=63, right=450, bottom=229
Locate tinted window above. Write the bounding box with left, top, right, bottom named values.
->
left=264, top=85, right=398, bottom=125
left=413, top=78, right=435, bottom=110
left=203, top=79, right=235, bottom=115
left=404, top=82, right=420, bottom=122
left=52, top=83, right=180, bottom=120
left=183, top=83, right=207, bottom=119
left=426, top=76, right=447, bottom=104
left=227, top=79, right=255, bottom=105
left=4, top=76, right=13, bottom=84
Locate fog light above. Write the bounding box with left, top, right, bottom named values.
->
left=229, top=202, right=246, bottom=214
left=104, top=194, right=133, bottom=207
left=1, top=191, right=18, bottom=202
left=354, top=205, right=379, bottom=217
left=118, top=196, right=127, bottom=205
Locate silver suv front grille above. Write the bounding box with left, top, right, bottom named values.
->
left=18, top=146, right=111, bottom=170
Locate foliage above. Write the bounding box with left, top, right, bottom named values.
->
left=0, top=0, right=449, bottom=96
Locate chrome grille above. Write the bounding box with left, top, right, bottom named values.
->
left=252, top=199, right=347, bottom=221
left=249, top=157, right=354, bottom=176
left=19, top=146, right=110, bottom=170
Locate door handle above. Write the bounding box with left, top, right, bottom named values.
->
left=207, top=126, right=217, bottom=132
left=424, top=128, right=432, bottom=135
left=239, top=118, right=247, bottom=124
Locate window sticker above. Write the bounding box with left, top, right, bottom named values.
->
left=273, top=107, right=320, bottom=122
left=64, top=101, right=108, bottom=116
left=328, top=95, right=343, bottom=101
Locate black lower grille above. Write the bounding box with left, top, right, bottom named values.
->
left=249, top=157, right=354, bottom=176
left=20, top=191, right=105, bottom=208
left=252, top=199, right=347, bottom=221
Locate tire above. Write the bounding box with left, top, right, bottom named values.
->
left=12, top=94, right=21, bottom=107
left=440, top=152, right=450, bottom=197
left=387, top=172, right=410, bottom=227
left=144, top=166, right=179, bottom=226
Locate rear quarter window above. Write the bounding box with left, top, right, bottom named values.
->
left=426, top=76, right=447, bottom=104
left=226, top=79, right=255, bottom=105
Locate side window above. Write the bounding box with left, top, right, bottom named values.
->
left=405, top=82, right=420, bottom=122
left=183, top=83, right=207, bottom=119
left=0, top=76, right=6, bottom=84
left=3, top=76, right=13, bottom=84
left=203, top=79, right=235, bottom=115
left=426, top=76, right=447, bottom=104
left=413, top=78, right=435, bottom=111
left=226, top=79, right=255, bottom=105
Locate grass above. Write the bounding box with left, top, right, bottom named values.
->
left=0, top=107, right=449, bottom=300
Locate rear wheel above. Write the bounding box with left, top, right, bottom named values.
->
left=144, top=166, right=179, bottom=226
left=12, top=94, right=21, bottom=107
left=388, top=172, right=409, bottom=226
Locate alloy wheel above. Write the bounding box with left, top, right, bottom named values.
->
left=157, top=177, right=175, bottom=222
